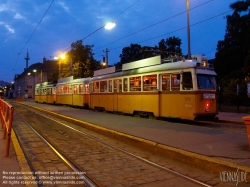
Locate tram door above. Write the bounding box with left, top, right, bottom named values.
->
left=113, top=80, right=118, bottom=111
left=113, top=79, right=122, bottom=111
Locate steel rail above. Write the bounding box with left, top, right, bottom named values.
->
left=37, top=110, right=213, bottom=187
left=16, top=113, right=98, bottom=187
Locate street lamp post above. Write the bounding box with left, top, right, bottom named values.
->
left=186, top=0, right=191, bottom=59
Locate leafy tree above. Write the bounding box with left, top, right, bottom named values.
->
left=214, top=0, right=250, bottom=104
left=119, top=44, right=143, bottom=64
left=60, top=40, right=101, bottom=79
left=158, top=36, right=182, bottom=58
left=118, top=37, right=182, bottom=66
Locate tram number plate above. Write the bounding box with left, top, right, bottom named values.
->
left=203, top=93, right=215, bottom=99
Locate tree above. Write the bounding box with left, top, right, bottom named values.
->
left=158, top=36, right=182, bottom=58
left=60, top=40, right=101, bottom=79
left=118, top=37, right=182, bottom=65
left=119, top=44, right=143, bottom=64
left=214, top=0, right=250, bottom=104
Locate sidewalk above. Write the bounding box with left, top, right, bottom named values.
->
left=217, top=111, right=248, bottom=123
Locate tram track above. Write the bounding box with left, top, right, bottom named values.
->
left=11, top=102, right=225, bottom=187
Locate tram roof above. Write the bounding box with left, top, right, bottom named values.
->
left=92, top=56, right=215, bottom=80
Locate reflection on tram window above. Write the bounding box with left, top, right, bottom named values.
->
left=197, top=74, right=216, bottom=90
left=130, top=76, right=141, bottom=91
left=143, top=74, right=157, bottom=91
left=93, top=82, right=100, bottom=92
left=171, top=74, right=180, bottom=91
left=182, top=72, right=193, bottom=90
left=162, top=75, right=170, bottom=91
left=100, top=81, right=107, bottom=92
left=123, top=78, right=128, bottom=92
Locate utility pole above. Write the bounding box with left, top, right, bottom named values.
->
left=186, top=0, right=191, bottom=59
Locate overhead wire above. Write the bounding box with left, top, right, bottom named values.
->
left=93, top=0, right=213, bottom=52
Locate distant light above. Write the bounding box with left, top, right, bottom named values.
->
left=54, top=57, right=58, bottom=60
left=27, top=72, right=31, bottom=75
left=104, top=21, right=116, bottom=30
left=33, top=69, right=37, bottom=73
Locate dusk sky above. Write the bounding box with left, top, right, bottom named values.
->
left=0, top=0, right=237, bottom=83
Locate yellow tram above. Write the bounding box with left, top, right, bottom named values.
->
left=89, top=55, right=217, bottom=121
left=35, top=82, right=48, bottom=103
left=56, top=76, right=90, bottom=107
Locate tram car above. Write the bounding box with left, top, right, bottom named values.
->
left=89, top=55, right=217, bottom=121
left=35, top=82, right=48, bottom=103
left=56, top=76, right=90, bottom=107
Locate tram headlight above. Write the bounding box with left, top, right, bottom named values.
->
left=205, top=103, right=209, bottom=112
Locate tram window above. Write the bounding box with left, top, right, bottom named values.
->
left=84, top=84, right=89, bottom=93
left=182, top=72, right=193, bottom=90
left=108, top=80, right=112, bottom=92
left=123, top=78, right=128, bottom=92
left=100, top=81, right=107, bottom=92
left=93, top=82, right=100, bottom=92
left=197, top=74, right=216, bottom=90
left=171, top=74, right=180, bottom=91
left=68, top=85, right=72, bottom=94
left=47, top=88, right=51, bottom=95
left=78, top=84, right=83, bottom=93
left=114, top=80, right=122, bottom=92
left=143, top=75, right=157, bottom=91
left=162, top=75, right=170, bottom=91
left=130, top=76, right=141, bottom=91
left=74, top=85, right=78, bottom=94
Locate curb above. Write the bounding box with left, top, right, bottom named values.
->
left=20, top=103, right=250, bottom=181
left=11, top=129, right=38, bottom=187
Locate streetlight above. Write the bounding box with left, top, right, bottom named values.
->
left=82, top=21, right=116, bottom=40
left=27, top=69, right=37, bottom=98
left=55, top=21, right=116, bottom=77
left=186, top=0, right=191, bottom=59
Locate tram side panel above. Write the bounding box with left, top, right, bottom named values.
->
left=160, top=92, right=182, bottom=118
left=72, top=94, right=90, bottom=107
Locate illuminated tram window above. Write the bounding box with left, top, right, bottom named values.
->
left=171, top=74, right=180, bottom=91
left=68, top=85, right=72, bottom=94
left=162, top=75, right=170, bottom=91
left=74, top=85, right=78, bottom=94
left=108, top=80, right=112, bottom=92
left=100, top=81, right=107, bottom=92
left=114, top=79, right=122, bottom=92
left=84, top=84, right=89, bottom=93
left=130, top=76, right=141, bottom=91
left=93, top=82, right=100, bottom=92
left=123, top=78, right=128, bottom=92
left=143, top=74, right=157, bottom=91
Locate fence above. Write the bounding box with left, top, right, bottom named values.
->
left=0, top=99, right=14, bottom=156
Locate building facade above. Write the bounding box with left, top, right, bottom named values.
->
left=14, top=58, right=58, bottom=99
